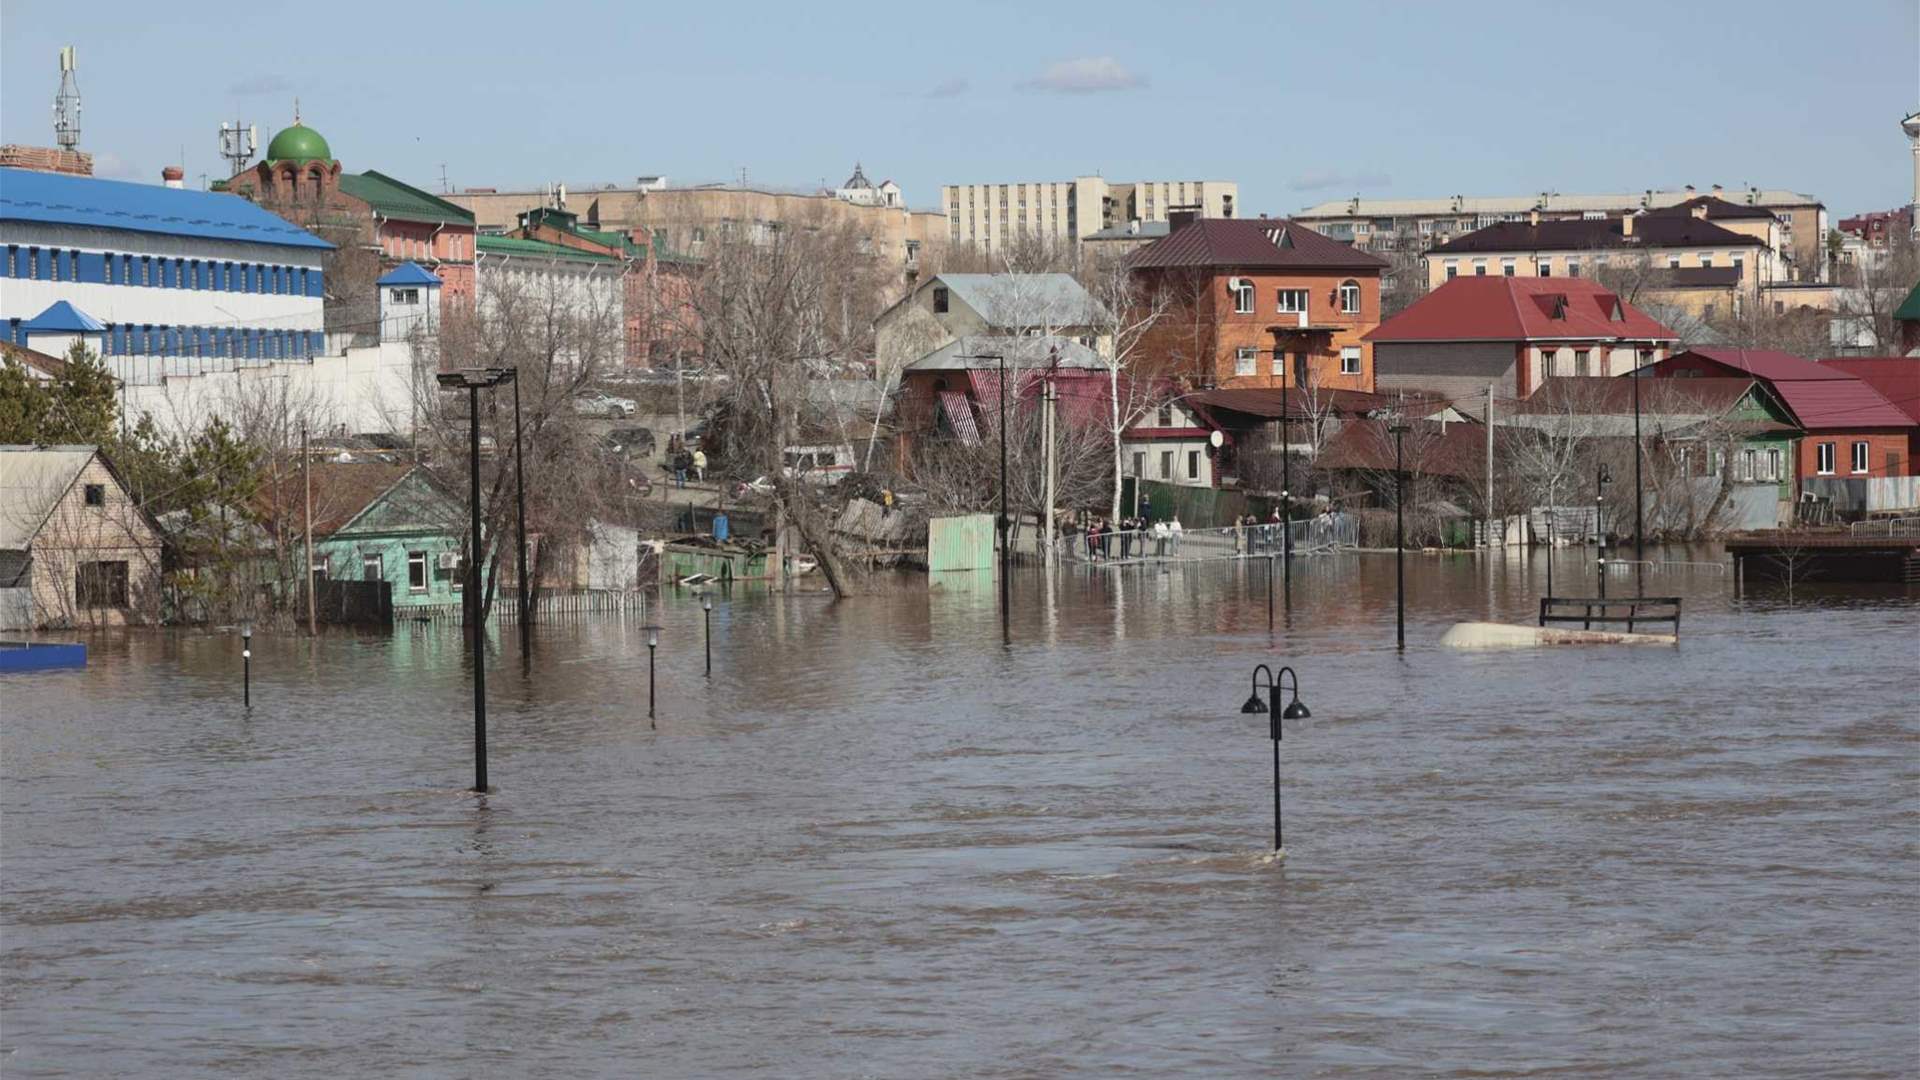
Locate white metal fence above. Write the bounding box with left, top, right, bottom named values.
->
left=1050, top=516, right=1359, bottom=564
left=1849, top=517, right=1920, bottom=538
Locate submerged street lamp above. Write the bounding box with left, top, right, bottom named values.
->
left=240, top=621, right=252, bottom=707
left=1595, top=464, right=1613, bottom=599
left=646, top=624, right=660, bottom=726
left=702, top=595, right=713, bottom=677
left=1238, top=663, right=1311, bottom=853
left=1389, top=420, right=1411, bottom=650
left=436, top=365, right=516, bottom=794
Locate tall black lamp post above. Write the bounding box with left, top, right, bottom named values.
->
left=240, top=620, right=252, bottom=707
left=702, top=595, right=713, bottom=677
left=1595, top=464, right=1613, bottom=599
left=646, top=624, right=660, bottom=725
left=1279, top=348, right=1293, bottom=607
left=1389, top=420, right=1410, bottom=650
left=1631, top=359, right=1647, bottom=595
left=436, top=366, right=516, bottom=794
left=1238, top=663, right=1311, bottom=852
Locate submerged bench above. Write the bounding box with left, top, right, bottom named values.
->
left=1539, top=596, right=1681, bottom=635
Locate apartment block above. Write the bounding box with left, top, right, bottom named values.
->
left=940, top=177, right=1236, bottom=250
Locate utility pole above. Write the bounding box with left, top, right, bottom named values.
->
left=1042, top=360, right=1057, bottom=569
left=1485, top=383, right=1495, bottom=550
left=301, top=424, right=316, bottom=635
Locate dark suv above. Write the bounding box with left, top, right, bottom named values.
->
left=603, top=427, right=657, bottom=458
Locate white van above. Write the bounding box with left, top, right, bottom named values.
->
left=781, top=444, right=856, bottom=483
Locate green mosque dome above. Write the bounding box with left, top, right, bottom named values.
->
left=266, top=123, right=332, bottom=165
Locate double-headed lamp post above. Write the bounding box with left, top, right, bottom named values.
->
left=435, top=366, right=516, bottom=794
left=1239, top=664, right=1311, bottom=853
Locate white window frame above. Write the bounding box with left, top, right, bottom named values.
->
left=1473, top=259, right=1487, bottom=276
left=1160, top=450, right=1173, bottom=479
left=1567, top=258, right=1581, bottom=278
left=1698, top=253, right=1713, bottom=268
left=1232, top=282, right=1255, bottom=314
left=1338, top=282, right=1360, bottom=314
left=1767, top=448, right=1782, bottom=481
left=1234, top=347, right=1257, bottom=376
left=1501, top=259, right=1516, bottom=277
left=1851, top=441, right=1869, bottom=474
left=1537, top=257, right=1552, bottom=277
left=1187, top=449, right=1201, bottom=480
left=1340, top=346, right=1362, bottom=375
left=1816, top=442, right=1835, bottom=476
left=1275, top=289, right=1309, bottom=314
left=407, top=551, right=428, bottom=593
left=1445, top=260, right=1459, bottom=280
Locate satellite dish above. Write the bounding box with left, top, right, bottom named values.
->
left=1209, top=430, right=1224, bottom=448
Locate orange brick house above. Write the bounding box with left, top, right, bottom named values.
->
left=1126, top=212, right=1387, bottom=392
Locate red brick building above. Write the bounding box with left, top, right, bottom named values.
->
left=1126, top=213, right=1387, bottom=392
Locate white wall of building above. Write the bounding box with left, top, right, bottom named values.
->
left=119, top=341, right=421, bottom=437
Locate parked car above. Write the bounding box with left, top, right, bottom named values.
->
left=573, top=391, right=637, bottom=419
left=602, top=427, right=656, bottom=458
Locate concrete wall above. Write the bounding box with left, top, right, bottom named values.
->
left=118, top=341, right=420, bottom=436
left=1375, top=341, right=1518, bottom=400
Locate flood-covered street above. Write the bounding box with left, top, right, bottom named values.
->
left=3, top=552, right=1915, bottom=1078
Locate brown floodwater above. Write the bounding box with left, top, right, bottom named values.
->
left=2, top=549, right=1916, bottom=1077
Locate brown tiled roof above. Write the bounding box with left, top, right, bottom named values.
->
left=1427, top=215, right=1765, bottom=255
left=1318, top=418, right=1530, bottom=481
left=1816, top=357, right=1920, bottom=423
left=1187, top=386, right=1404, bottom=421
left=1514, top=376, right=1763, bottom=417
left=1644, top=195, right=1777, bottom=221
left=1126, top=218, right=1389, bottom=271
left=253, top=461, right=413, bottom=537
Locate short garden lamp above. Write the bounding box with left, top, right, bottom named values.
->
left=646, top=625, right=661, bottom=725
left=1239, top=663, right=1309, bottom=853
left=241, top=620, right=253, bottom=707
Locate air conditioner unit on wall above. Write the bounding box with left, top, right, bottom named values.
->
left=437, top=552, right=461, bottom=571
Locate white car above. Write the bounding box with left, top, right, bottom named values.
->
left=573, top=391, right=637, bottom=419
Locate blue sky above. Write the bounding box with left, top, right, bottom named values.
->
left=3, top=0, right=1915, bottom=218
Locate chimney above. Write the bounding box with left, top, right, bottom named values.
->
left=1168, top=208, right=1198, bottom=232
left=1621, top=212, right=1635, bottom=238
left=161, top=165, right=184, bottom=189
left=1684, top=184, right=1696, bottom=197
left=1711, top=183, right=1723, bottom=197
left=1529, top=208, right=1540, bottom=227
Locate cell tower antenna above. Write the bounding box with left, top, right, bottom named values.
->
left=53, top=46, right=82, bottom=151
left=219, top=120, right=258, bottom=175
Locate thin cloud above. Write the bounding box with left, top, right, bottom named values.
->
left=228, top=74, right=294, bottom=97
left=91, top=153, right=141, bottom=180
left=1291, top=169, right=1392, bottom=192
left=924, top=77, right=970, bottom=99
left=1016, top=57, right=1148, bottom=94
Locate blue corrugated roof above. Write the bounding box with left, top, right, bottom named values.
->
left=0, top=167, right=332, bottom=250
left=23, top=301, right=106, bottom=333
left=376, top=261, right=442, bottom=286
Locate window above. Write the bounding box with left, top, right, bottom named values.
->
left=407, top=552, right=428, bottom=592
left=1235, top=347, right=1257, bottom=376
left=1501, top=259, right=1516, bottom=277
left=1767, top=448, right=1782, bottom=482
left=932, top=286, right=949, bottom=314
left=1160, top=450, right=1173, bottom=479
left=1698, top=254, right=1713, bottom=269
left=1538, top=257, right=1552, bottom=277
left=1575, top=349, right=1592, bottom=377
left=1341, top=346, right=1362, bottom=375
left=76, top=561, right=129, bottom=608
left=1667, top=256, right=1681, bottom=270
left=50, top=248, right=62, bottom=281
left=1232, top=280, right=1255, bottom=314
left=1851, top=441, right=1869, bottom=474
left=1271, top=350, right=1285, bottom=376
left=392, top=287, right=420, bottom=304
left=362, top=554, right=383, bottom=581
left=1338, top=281, right=1360, bottom=314
left=1132, top=451, right=1144, bottom=477
left=1731, top=255, right=1744, bottom=275
left=1567, top=259, right=1581, bottom=279
left=1275, top=289, right=1309, bottom=314
left=1157, top=404, right=1173, bottom=426
left=1473, top=260, right=1487, bottom=276
left=1188, top=450, right=1201, bottom=480
left=1739, top=449, right=1756, bottom=481
left=1816, top=442, right=1835, bottom=475
left=28, top=247, right=40, bottom=279
left=1445, top=260, right=1459, bottom=280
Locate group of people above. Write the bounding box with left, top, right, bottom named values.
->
left=666, top=433, right=706, bottom=489
left=1233, top=508, right=1289, bottom=554
left=1072, top=514, right=1184, bottom=561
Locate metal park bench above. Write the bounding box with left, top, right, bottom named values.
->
left=1539, top=595, right=1682, bottom=635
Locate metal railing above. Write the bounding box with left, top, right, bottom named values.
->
left=1597, top=558, right=1728, bottom=576
left=1049, top=516, right=1359, bottom=564
left=1849, top=517, right=1920, bottom=538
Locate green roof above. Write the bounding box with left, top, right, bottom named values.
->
left=1896, top=281, right=1920, bottom=322
left=265, top=123, right=332, bottom=164
left=339, top=170, right=475, bottom=226
left=476, top=234, right=619, bottom=262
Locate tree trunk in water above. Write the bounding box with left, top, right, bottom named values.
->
left=1108, top=365, right=1123, bottom=520
left=779, top=487, right=858, bottom=599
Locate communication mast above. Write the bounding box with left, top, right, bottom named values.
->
left=53, top=46, right=81, bottom=150
left=219, top=122, right=259, bottom=175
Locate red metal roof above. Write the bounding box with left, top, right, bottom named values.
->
left=1186, top=386, right=1403, bottom=420
left=1816, top=357, right=1920, bottom=424
left=1126, top=218, right=1389, bottom=271
left=1668, top=347, right=1851, bottom=381
left=1364, top=276, right=1677, bottom=344
left=1656, top=349, right=1912, bottom=430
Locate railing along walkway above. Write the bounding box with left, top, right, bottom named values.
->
left=1050, top=517, right=1359, bottom=565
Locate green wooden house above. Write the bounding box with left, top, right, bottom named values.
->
left=263, top=462, right=480, bottom=611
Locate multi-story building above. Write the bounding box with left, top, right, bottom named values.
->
left=220, top=117, right=479, bottom=317
left=449, top=177, right=942, bottom=283
left=499, top=206, right=699, bottom=367
left=1296, top=184, right=1827, bottom=282
left=940, top=177, right=1237, bottom=250
left=1366, top=276, right=1677, bottom=400
left=1420, top=202, right=1787, bottom=321
left=1125, top=213, right=1386, bottom=392
left=1, top=165, right=330, bottom=363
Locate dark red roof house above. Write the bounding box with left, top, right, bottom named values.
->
left=1365, top=276, right=1678, bottom=401
left=1646, top=348, right=1916, bottom=483
left=1817, top=356, right=1920, bottom=477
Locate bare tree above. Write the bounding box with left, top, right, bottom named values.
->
left=1078, top=255, right=1171, bottom=519
left=1831, top=233, right=1920, bottom=353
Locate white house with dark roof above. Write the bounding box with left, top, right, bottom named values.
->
left=0, top=445, right=164, bottom=629
left=873, top=272, right=1110, bottom=371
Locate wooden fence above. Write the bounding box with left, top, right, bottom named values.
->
left=401, top=589, right=651, bottom=624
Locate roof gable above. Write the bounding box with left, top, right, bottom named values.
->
left=376, top=261, right=442, bottom=287
left=23, top=301, right=105, bottom=333
left=1365, top=277, right=1677, bottom=343
left=335, top=468, right=461, bottom=537
left=338, top=170, right=476, bottom=226
left=0, top=445, right=96, bottom=549
left=930, top=273, right=1105, bottom=328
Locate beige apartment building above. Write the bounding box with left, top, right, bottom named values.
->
left=940, top=177, right=1237, bottom=250
left=447, top=179, right=947, bottom=280
left=1295, top=184, right=1827, bottom=282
